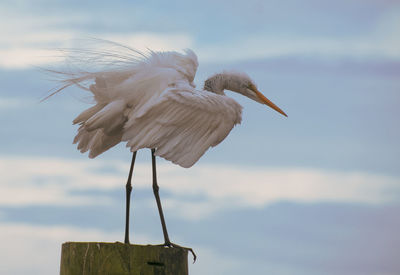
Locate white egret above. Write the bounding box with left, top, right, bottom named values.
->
left=46, top=40, right=287, bottom=260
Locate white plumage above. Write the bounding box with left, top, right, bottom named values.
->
left=48, top=41, right=286, bottom=168
left=46, top=40, right=287, bottom=253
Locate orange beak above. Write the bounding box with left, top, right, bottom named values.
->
left=249, top=84, right=287, bottom=117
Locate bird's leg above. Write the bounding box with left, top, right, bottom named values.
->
left=124, top=151, right=137, bottom=244
left=151, top=148, right=171, bottom=244
left=151, top=149, right=197, bottom=262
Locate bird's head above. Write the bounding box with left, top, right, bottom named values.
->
left=204, top=72, right=287, bottom=117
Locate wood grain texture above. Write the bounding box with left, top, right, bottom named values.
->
left=60, top=242, right=188, bottom=275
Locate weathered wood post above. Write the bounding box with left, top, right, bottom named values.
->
left=60, top=242, right=188, bottom=275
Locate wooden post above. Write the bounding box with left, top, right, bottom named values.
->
left=60, top=242, right=188, bottom=275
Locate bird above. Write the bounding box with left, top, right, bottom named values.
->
left=46, top=40, right=287, bottom=260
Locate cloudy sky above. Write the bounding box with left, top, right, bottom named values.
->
left=1, top=0, right=400, bottom=274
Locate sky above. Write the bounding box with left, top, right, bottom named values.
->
left=0, top=0, right=400, bottom=274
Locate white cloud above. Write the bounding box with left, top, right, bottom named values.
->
left=0, top=7, right=77, bottom=68
left=1, top=1, right=400, bottom=68
left=0, top=5, right=193, bottom=68
left=158, top=165, right=400, bottom=219
left=0, top=97, right=30, bottom=110
left=104, top=33, right=194, bottom=53
left=198, top=9, right=400, bottom=62
left=0, top=32, right=194, bottom=69
left=0, top=156, right=399, bottom=219
left=0, top=4, right=194, bottom=69
left=0, top=47, right=66, bottom=68
left=198, top=33, right=400, bottom=63
left=0, top=222, right=153, bottom=275
left=0, top=157, right=125, bottom=206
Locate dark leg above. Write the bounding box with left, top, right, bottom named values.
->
left=151, top=148, right=171, bottom=245
left=151, top=149, right=197, bottom=262
left=124, top=151, right=137, bottom=244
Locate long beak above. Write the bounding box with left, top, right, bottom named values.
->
left=250, top=84, right=287, bottom=117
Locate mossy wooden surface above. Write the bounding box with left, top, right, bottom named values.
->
left=60, top=242, right=188, bottom=275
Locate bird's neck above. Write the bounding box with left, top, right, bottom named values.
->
left=203, top=73, right=237, bottom=95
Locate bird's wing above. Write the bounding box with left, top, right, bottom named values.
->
left=122, top=85, right=243, bottom=168
left=72, top=67, right=185, bottom=158
left=44, top=41, right=201, bottom=159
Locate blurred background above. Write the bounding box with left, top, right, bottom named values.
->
left=1, top=0, right=399, bottom=274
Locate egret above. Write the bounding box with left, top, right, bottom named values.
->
left=46, top=40, right=287, bottom=260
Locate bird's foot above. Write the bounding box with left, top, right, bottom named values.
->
left=157, top=241, right=197, bottom=263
